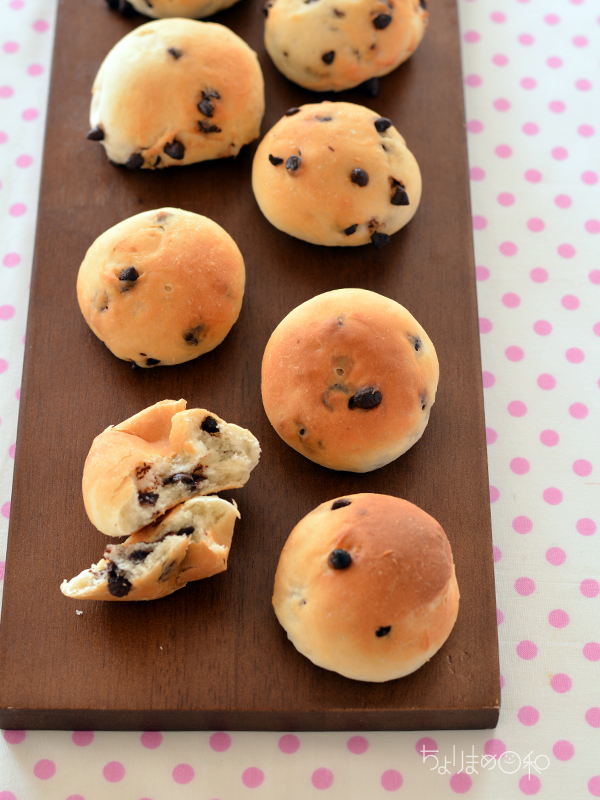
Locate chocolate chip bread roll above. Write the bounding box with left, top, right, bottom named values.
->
left=273, top=494, right=459, bottom=682
left=88, top=18, right=264, bottom=169
left=108, top=0, right=241, bottom=19
left=252, top=102, right=421, bottom=247
left=264, top=0, right=428, bottom=92
left=77, top=208, right=245, bottom=368
left=261, top=289, right=438, bottom=472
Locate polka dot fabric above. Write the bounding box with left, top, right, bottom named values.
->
left=0, top=0, right=598, bottom=798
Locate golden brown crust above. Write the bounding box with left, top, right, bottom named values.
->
left=261, top=289, right=438, bottom=472
left=128, top=0, right=241, bottom=19
left=273, top=493, right=459, bottom=682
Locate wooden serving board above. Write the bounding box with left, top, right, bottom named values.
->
left=0, top=0, right=500, bottom=730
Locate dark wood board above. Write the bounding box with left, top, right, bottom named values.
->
left=0, top=0, right=500, bottom=730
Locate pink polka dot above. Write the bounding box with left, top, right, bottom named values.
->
left=34, top=760, right=56, bottom=779
left=545, top=13, right=559, bottom=24
left=347, top=736, right=369, bottom=754
left=495, top=144, right=512, bottom=158
left=525, top=169, right=542, bottom=183
left=242, top=768, right=265, bottom=788
left=586, top=708, right=600, bottom=727
left=473, top=215, right=487, bottom=230
left=464, top=31, right=480, bottom=43
left=519, top=775, right=541, bottom=795
left=33, top=20, right=49, bottom=32
left=209, top=731, right=231, bottom=752
left=521, top=77, right=537, bottom=89
left=490, top=486, right=499, bottom=503
left=381, top=770, right=403, bottom=791
left=1, top=502, right=10, bottom=519
left=576, top=79, right=592, bottom=91
left=582, top=171, right=598, bottom=185
left=493, top=545, right=502, bottom=562
left=498, top=192, right=515, bottom=206
left=278, top=734, right=300, bottom=754
left=505, top=346, right=524, bottom=361
left=172, top=764, right=194, bottom=784
left=530, top=267, right=547, bottom=282
left=577, top=518, right=596, bottom=536
left=579, top=124, right=594, bottom=137
left=486, top=427, right=497, bottom=444
left=500, top=241, right=517, bottom=256
left=16, top=155, right=32, bottom=168
left=22, top=108, right=38, bottom=121
left=513, top=516, right=532, bottom=534
left=581, top=579, right=599, bottom=598
left=3, top=42, right=19, bottom=54
left=589, top=777, right=600, bottom=798
left=555, top=194, right=572, bottom=208
left=515, top=577, right=535, bottom=596
left=527, top=218, right=545, bottom=232
left=551, top=673, right=571, bottom=693
left=540, top=429, right=559, bottom=446
left=500, top=675, right=505, bottom=689
left=552, top=740, right=574, bottom=761
left=549, top=609, right=569, bottom=628
left=543, top=488, right=562, bottom=505
left=490, top=11, right=505, bottom=23
left=15, top=388, right=20, bottom=401
left=3, top=730, right=25, bottom=744
left=484, top=738, right=506, bottom=758
left=534, top=321, right=552, bottom=337
left=547, top=56, right=562, bottom=68
left=140, top=731, right=162, bottom=749
left=482, top=371, right=495, bottom=388
left=520, top=33, right=535, bottom=45
left=0, top=359, right=7, bottom=374
left=585, top=220, right=600, bottom=234
left=573, top=34, right=588, bottom=47
left=3, top=252, right=20, bottom=267
left=0, top=132, right=6, bottom=144
left=573, top=460, right=592, bottom=477
left=508, top=400, right=527, bottom=417
left=103, top=762, right=125, bottom=782
left=465, top=74, right=482, bottom=87
left=552, top=147, right=568, bottom=160
left=546, top=547, right=566, bottom=565
left=27, top=64, right=44, bottom=76
left=0, top=561, right=4, bottom=580
left=0, top=306, right=15, bottom=321
left=518, top=706, right=539, bottom=726
left=479, top=317, right=492, bottom=333
left=311, top=768, right=333, bottom=790
left=470, top=167, right=485, bottom=181
left=522, top=122, right=539, bottom=135
left=494, top=98, right=511, bottom=111
left=537, top=374, right=556, bottom=391
left=492, top=54, right=508, bottom=66
left=72, top=731, right=94, bottom=746
left=566, top=347, right=584, bottom=363
left=0, top=86, right=14, bottom=98
left=502, top=292, right=520, bottom=307
left=66, top=796, right=85, bottom=800
left=416, top=737, right=438, bottom=756
left=583, top=643, right=600, bottom=662
left=450, top=772, right=472, bottom=793
left=8, top=445, right=15, bottom=459
left=569, top=403, right=588, bottom=419
left=9, top=204, right=26, bottom=217
left=9, top=0, right=24, bottom=7
left=517, top=640, right=537, bottom=659
left=510, top=457, right=530, bottom=475
left=467, top=120, right=483, bottom=133
left=0, top=793, right=17, bottom=800
left=497, top=609, right=504, bottom=625
left=594, top=322, right=600, bottom=336
left=549, top=101, right=565, bottom=113
left=561, top=295, right=580, bottom=312
left=475, top=265, right=489, bottom=280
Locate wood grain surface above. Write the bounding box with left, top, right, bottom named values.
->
left=0, top=0, right=500, bottom=730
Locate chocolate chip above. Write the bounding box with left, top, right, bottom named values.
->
left=204, top=88, right=221, bottom=100
left=164, top=140, right=185, bottom=160
left=412, top=337, right=422, bottom=352
left=328, top=549, right=352, bottom=569
left=167, top=47, right=182, bottom=59
left=118, top=0, right=136, bottom=16
left=183, top=324, right=205, bottom=345
left=356, top=77, right=379, bottom=97
left=285, top=107, right=300, bottom=116
left=107, top=568, right=131, bottom=597
left=374, top=117, right=392, bottom=133
left=138, top=491, right=159, bottom=505
left=146, top=358, right=160, bottom=366
left=262, top=0, right=273, bottom=14
left=420, top=0, right=427, bottom=8
left=198, top=94, right=215, bottom=117
left=371, top=231, right=390, bottom=249
left=299, top=427, right=306, bottom=436
left=176, top=526, right=195, bottom=536
left=391, top=186, right=409, bottom=205
left=269, top=154, right=283, bottom=166
left=198, top=121, right=221, bottom=133
left=119, top=267, right=139, bottom=282
left=373, top=13, right=392, bottom=28
left=351, top=168, right=369, bottom=186
left=125, top=153, right=144, bottom=170
left=131, top=362, right=140, bottom=370
left=164, top=473, right=197, bottom=486
left=105, top=0, right=119, bottom=8
left=421, top=393, right=427, bottom=410
left=348, top=387, right=382, bottom=409
left=86, top=125, right=104, bottom=141
left=286, top=155, right=301, bottom=172
left=376, top=626, right=391, bottom=637
left=130, top=549, right=150, bottom=562
left=154, top=156, right=161, bottom=167
left=201, top=415, right=220, bottom=434
left=344, top=224, right=358, bottom=236
left=322, top=51, right=335, bottom=65
left=331, top=498, right=351, bottom=510
left=333, top=8, right=345, bottom=16
left=317, top=116, right=332, bottom=122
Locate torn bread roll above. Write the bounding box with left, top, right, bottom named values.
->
left=82, top=399, right=260, bottom=537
